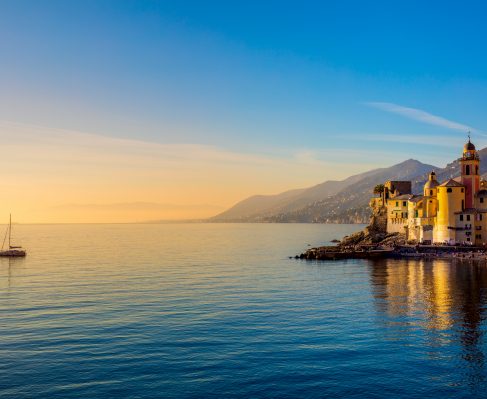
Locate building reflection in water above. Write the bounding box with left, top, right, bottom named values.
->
left=368, top=258, right=487, bottom=388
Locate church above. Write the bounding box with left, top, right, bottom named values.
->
left=373, top=138, right=487, bottom=245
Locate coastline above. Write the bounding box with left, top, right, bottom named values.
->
left=297, top=242, right=487, bottom=261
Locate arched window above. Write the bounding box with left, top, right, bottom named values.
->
left=430, top=190, right=433, bottom=196
left=466, top=165, right=470, bottom=175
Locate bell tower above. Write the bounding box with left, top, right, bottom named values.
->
left=460, top=133, right=480, bottom=208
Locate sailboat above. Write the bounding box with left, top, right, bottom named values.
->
left=0, top=214, right=26, bottom=257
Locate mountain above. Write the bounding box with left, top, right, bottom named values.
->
left=211, top=181, right=348, bottom=221
left=210, top=158, right=439, bottom=223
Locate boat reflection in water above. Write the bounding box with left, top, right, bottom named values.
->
left=368, top=258, right=487, bottom=390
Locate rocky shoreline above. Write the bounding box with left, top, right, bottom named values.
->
left=297, top=229, right=487, bottom=262
left=297, top=242, right=487, bottom=261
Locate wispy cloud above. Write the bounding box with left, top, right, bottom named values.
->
left=355, top=133, right=461, bottom=147
left=365, top=102, right=480, bottom=134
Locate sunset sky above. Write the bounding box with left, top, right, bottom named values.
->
left=2, top=1, right=487, bottom=222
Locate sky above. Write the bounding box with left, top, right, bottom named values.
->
left=1, top=1, right=487, bottom=222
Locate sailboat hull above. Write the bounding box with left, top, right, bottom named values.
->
left=0, top=249, right=26, bottom=257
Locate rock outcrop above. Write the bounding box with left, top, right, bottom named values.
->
left=337, top=197, right=406, bottom=247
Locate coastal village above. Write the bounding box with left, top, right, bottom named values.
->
left=377, top=136, right=486, bottom=245
left=300, top=138, right=487, bottom=260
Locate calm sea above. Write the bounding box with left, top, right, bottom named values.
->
left=2, top=223, right=487, bottom=398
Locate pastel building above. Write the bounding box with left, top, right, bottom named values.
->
left=376, top=139, right=487, bottom=245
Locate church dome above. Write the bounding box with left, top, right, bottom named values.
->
left=464, top=140, right=476, bottom=151
left=424, top=171, right=439, bottom=190
left=424, top=179, right=439, bottom=189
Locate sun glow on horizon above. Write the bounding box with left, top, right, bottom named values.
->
left=0, top=121, right=390, bottom=223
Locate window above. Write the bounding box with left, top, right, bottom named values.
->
left=476, top=166, right=479, bottom=175
left=429, top=200, right=432, bottom=203
left=481, top=197, right=484, bottom=204
left=460, top=215, right=464, bottom=221
left=396, top=201, right=399, bottom=206
left=466, top=165, right=470, bottom=175
left=403, top=201, right=406, bottom=207
left=447, top=188, right=452, bottom=193
left=467, top=215, right=471, bottom=221
left=461, top=188, right=464, bottom=193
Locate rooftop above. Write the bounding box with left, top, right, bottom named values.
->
left=393, top=194, right=413, bottom=200
left=439, top=179, right=464, bottom=187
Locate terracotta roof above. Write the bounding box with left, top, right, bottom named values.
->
left=392, top=194, right=413, bottom=200
left=408, top=195, right=424, bottom=203
left=439, top=179, right=464, bottom=187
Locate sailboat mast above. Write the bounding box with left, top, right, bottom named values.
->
left=9, top=214, right=11, bottom=249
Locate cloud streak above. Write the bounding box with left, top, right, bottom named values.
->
left=366, top=102, right=480, bottom=134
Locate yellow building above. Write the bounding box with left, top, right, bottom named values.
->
left=435, top=179, right=465, bottom=243
left=376, top=139, right=487, bottom=245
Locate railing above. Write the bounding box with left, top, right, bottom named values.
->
left=390, top=218, right=407, bottom=224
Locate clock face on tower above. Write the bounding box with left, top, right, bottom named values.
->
left=466, top=151, right=471, bottom=158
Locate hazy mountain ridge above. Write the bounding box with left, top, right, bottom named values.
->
left=260, top=159, right=438, bottom=223
left=211, top=159, right=437, bottom=223
left=211, top=150, right=487, bottom=224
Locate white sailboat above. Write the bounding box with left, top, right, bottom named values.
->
left=0, top=214, right=26, bottom=257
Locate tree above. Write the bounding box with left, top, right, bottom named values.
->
left=373, top=184, right=385, bottom=195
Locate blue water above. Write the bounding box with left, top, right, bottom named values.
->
left=1, top=223, right=487, bottom=398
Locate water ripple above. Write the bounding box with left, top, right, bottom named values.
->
left=1, top=224, right=487, bottom=398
